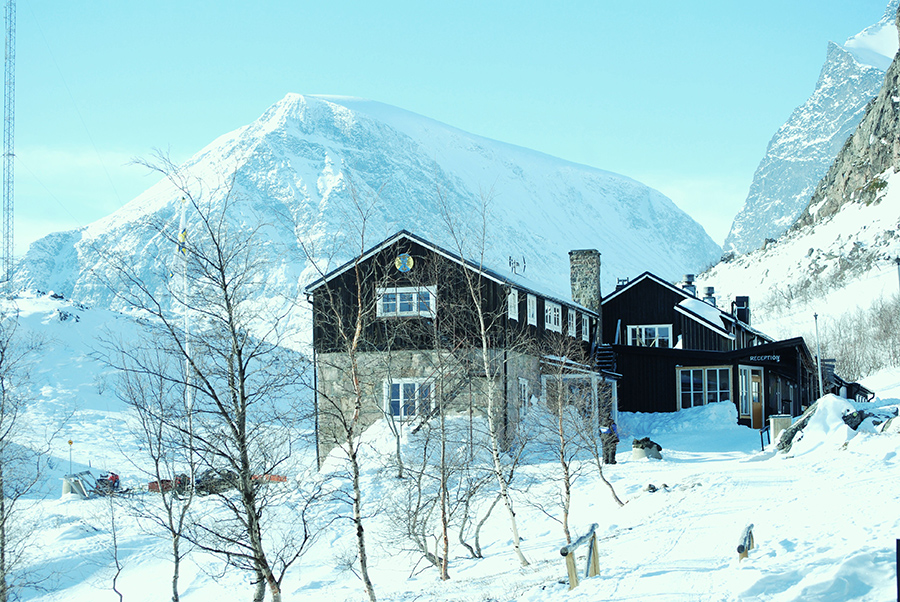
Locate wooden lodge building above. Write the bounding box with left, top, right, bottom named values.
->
left=305, top=230, right=619, bottom=464
left=306, top=230, right=841, bottom=463
left=601, top=272, right=821, bottom=429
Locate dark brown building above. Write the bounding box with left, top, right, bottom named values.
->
left=601, top=272, right=820, bottom=428
left=305, top=230, right=619, bottom=463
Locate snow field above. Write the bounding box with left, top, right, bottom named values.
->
left=6, top=292, right=900, bottom=601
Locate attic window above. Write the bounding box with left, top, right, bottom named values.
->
left=627, top=324, right=671, bottom=348
left=527, top=294, right=537, bottom=326
left=376, top=286, right=436, bottom=317
left=567, top=310, right=576, bottom=337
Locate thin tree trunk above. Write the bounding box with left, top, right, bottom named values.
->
left=350, top=446, right=377, bottom=602
left=0, top=469, right=7, bottom=602
left=467, top=275, right=529, bottom=567
left=439, top=401, right=450, bottom=580
left=252, top=569, right=266, bottom=602
left=558, top=405, right=572, bottom=544
left=171, top=533, right=180, bottom=602
left=474, top=494, right=501, bottom=558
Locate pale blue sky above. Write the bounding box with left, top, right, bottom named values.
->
left=15, top=0, right=891, bottom=253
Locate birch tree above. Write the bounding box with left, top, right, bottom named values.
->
left=100, top=153, right=318, bottom=602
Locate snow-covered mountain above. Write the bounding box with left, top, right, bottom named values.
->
left=699, top=11, right=900, bottom=342
left=723, top=0, right=899, bottom=255
left=16, top=94, right=719, bottom=321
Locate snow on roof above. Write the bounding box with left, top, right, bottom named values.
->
left=306, top=230, right=598, bottom=315
left=676, top=298, right=734, bottom=340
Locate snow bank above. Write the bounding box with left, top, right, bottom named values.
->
left=786, top=395, right=858, bottom=456
left=618, top=401, right=740, bottom=437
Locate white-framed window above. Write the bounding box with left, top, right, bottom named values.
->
left=518, top=378, right=530, bottom=417
left=508, top=288, right=519, bottom=321
left=545, top=301, right=561, bottom=332
left=582, top=314, right=590, bottom=342
left=678, top=366, right=731, bottom=410
left=384, top=379, right=432, bottom=420
left=567, top=309, right=576, bottom=337
left=627, top=324, right=672, bottom=348
left=376, top=285, right=436, bottom=317
left=527, top=294, right=537, bottom=326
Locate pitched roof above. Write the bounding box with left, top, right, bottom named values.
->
left=602, top=271, right=773, bottom=343
left=304, top=229, right=599, bottom=315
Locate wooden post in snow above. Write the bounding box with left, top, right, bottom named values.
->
left=737, top=524, right=755, bottom=561
left=559, top=523, right=600, bottom=590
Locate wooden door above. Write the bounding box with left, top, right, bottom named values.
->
left=751, top=373, right=763, bottom=429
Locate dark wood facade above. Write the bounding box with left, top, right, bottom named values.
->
left=305, top=231, right=615, bottom=463
left=308, top=233, right=600, bottom=357
left=601, top=273, right=820, bottom=428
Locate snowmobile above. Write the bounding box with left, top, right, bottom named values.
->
left=92, top=471, right=122, bottom=495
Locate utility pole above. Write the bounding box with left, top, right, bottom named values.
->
left=2, top=0, right=13, bottom=293
left=894, top=257, right=900, bottom=295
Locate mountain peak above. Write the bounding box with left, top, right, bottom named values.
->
left=16, top=94, right=720, bottom=315
left=724, top=1, right=897, bottom=254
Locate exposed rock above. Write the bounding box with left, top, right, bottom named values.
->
left=776, top=402, right=819, bottom=453
left=795, top=8, right=900, bottom=230
left=726, top=40, right=888, bottom=254
left=632, top=437, right=663, bottom=460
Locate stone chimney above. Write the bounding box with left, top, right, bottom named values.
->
left=569, top=249, right=602, bottom=340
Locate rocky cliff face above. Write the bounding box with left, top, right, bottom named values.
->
left=795, top=10, right=900, bottom=229
left=724, top=1, right=898, bottom=254
left=699, top=12, right=900, bottom=335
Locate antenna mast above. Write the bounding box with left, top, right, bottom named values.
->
left=2, top=0, right=14, bottom=292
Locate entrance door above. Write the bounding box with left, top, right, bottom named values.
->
left=751, top=372, right=763, bottom=429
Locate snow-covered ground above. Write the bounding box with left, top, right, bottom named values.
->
left=6, top=291, right=900, bottom=601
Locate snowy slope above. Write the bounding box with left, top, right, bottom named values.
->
left=698, top=165, right=900, bottom=345
left=15, top=94, right=720, bottom=328
left=724, top=0, right=898, bottom=254
left=7, top=289, right=899, bottom=602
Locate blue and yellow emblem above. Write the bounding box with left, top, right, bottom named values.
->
left=394, top=253, right=414, bottom=272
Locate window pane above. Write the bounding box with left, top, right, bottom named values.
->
left=660, top=326, right=671, bottom=347
left=399, top=292, right=414, bottom=313
left=418, top=291, right=430, bottom=312
left=403, top=383, right=417, bottom=416
left=692, top=370, right=703, bottom=391
left=383, top=293, right=396, bottom=314
left=419, top=384, right=431, bottom=415
left=390, top=383, right=401, bottom=416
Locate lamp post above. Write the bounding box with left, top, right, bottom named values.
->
left=814, top=313, right=824, bottom=399
left=68, top=439, right=73, bottom=474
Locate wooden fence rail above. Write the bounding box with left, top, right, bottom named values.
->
left=559, top=523, right=600, bottom=590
